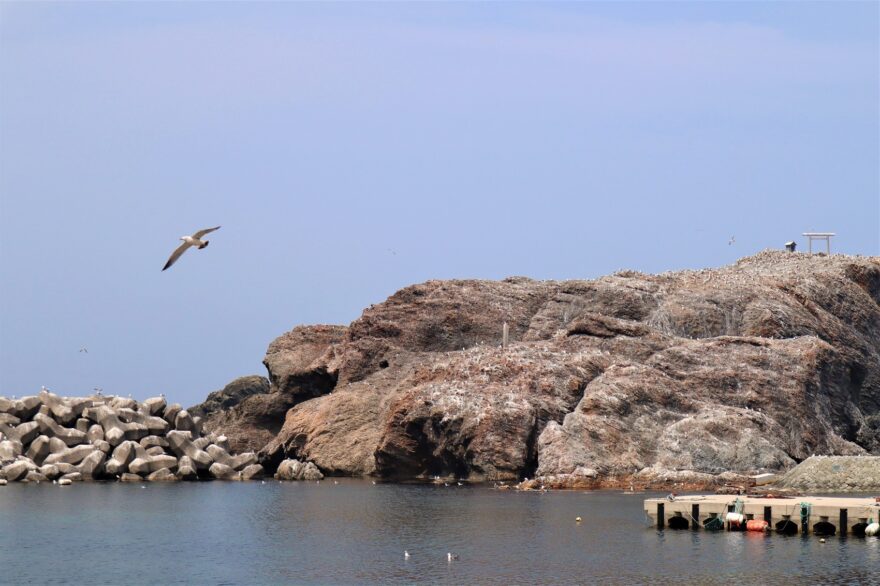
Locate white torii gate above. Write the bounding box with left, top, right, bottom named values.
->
left=802, top=232, right=835, bottom=254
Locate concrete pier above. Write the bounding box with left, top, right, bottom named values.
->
left=645, top=495, right=880, bottom=535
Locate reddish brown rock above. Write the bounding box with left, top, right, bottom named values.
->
left=230, top=252, right=880, bottom=484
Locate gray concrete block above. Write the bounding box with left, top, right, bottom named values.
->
left=39, top=389, right=75, bottom=425
left=76, top=451, right=106, bottom=479
left=39, top=464, right=61, bottom=479
left=208, top=462, right=237, bottom=480
left=120, top=473, right=142, bottom=482
left=146, top=468, right=178, bottom=482
left=206, top=444, right=233, bottom=467
left=60, top=472, right=83, bottom=482
left=215, top=435, right=231, bottom=452
left=116, top=408, right=169, bottom=435
left=0, top=440, right=22, bottom=462
left=174, top=410, right=195, bottom=433
left=43, top=444, right=97, bottom=466
left=105, top=441, right=139, bottom=475
left=34, top=413, right=87, bottom=447
left=48, top=437, right=67, bottom=454
left=0, top=413, right=20, bottom=426
left=239, top=464, right=264, bottom=480
left=140, top=436, right=169, bottom=450
left=145, top=446, right=166, bottom=457
left=92, top=440, right=111, bottom=454
left=25, top=435, right=50, bottom=464
left=142, top=397, right=167, bottom=417
left=3, top=460, right=31, bottom=481
left=86, top=424, right=104, bottom=443
left=129, top=455, right=178, bottom=475
left=24, top=470, right=48, bottom=483
left=163, top=403, right=182, bottom=425
left=166, top=431, right=212, bottom=470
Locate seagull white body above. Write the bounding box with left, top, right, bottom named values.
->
left=162, top=226, right=221, bottom=271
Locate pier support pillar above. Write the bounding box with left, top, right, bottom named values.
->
left=692, top=504, right=699, bottom=531
left=840, top=509, right=847, bottom=536
left=657, top=503, right=664, bottom=530
left=764, top=506, right=772, bottom=524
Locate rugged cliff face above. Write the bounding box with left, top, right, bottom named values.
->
left=210, top=252, right=880, bottom=484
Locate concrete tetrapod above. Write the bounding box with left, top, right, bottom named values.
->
left=238, top=464, right=264, bottom=480
left=174, top=410, right=196, bottom=433
left=0, top=396, right=41, bottom=420
left=76, top=451, right=107, bottom=479
left=2, top=460, right=32, bottom=481
left=0, top=413, right=20, bottom=426
left=116, top=408, right=169, bottom=436
left=129, top=455, right=178, bottom=476
left=208, top=462, right=237, bottom=480
left=25, top=470, right=48, bottom=483
left=43, top=444, right=97, bottom=466
left=176, top=455, right=198, bottom=480
left=142, top=397, right=167, bottom=417
left=39, top=464, right=61, bottom=479
left=0, top=421, right=41, bottom=446
left=0, top=440, right=22, bottom=461
left=140, top=436, right=169, bottom=450
left=105, top=441, right=140, bottom=475
left=33, top=413, right=87, bottom=447
left=86, top=425, right=104, bottom=444
left=166, top=431, right=213, bottom=470
left=146, top=468, right=178, bottom=482
left=163, top=404, right=182, bottom=426
left=25, top=435, right=51, bottom=465
left=83, top=406, right=148, bottom=446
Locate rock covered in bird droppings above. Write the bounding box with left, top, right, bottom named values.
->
left=275, top=459, right=324, bottom=481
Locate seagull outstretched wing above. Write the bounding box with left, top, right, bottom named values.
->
left=162, top=241, right=193, bottom=271
left=193, top=226, right=221, bottom=239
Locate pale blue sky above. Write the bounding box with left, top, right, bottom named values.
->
left=1, top=2, right=877, bottom=406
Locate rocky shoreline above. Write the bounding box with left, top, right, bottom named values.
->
left=192, top=251, right=879, bottom=490
left=4, top=252, right=880, bottom=492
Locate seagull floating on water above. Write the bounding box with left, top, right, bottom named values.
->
left=447, top=553, right=459, bottom=561
left=162, top=226, right=221, bottom=271
left=404, top=550, right=410, bottom=559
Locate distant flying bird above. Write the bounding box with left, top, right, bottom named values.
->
left=162, top=226, right=221, bottom=271
left=79, top=347, right=88, bottom=353
left=728, top=236, right=735, bottom=246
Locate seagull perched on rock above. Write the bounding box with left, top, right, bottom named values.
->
left=162, top=226, right=221, bottom=271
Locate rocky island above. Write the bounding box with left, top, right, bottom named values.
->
left=190, top=251, right=880, bottom=490
left=3, top=251, right=879, bottom=490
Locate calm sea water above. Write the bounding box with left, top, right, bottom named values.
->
left=1, top=480, right=877, bottom=585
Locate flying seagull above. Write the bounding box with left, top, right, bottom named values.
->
left=162, top=226, right=221, bottom=271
